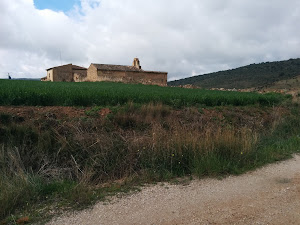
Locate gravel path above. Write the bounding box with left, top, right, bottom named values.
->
left=48, top=155, right=300, bottom=225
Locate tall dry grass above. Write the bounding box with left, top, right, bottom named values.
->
left=0, top=145, right=35, bottom=219
left=1, top=103, right=299, bottom=221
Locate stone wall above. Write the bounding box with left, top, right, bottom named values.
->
left=47, top=70, right=54, bottom=81
left=93, top=70, right=167, bottom=86
left=52, top=64, right=73, bottom=82
left=73, top=69, right=87, bottom=82
left=86, top=64, right=98, bottom=82
left=126, top=71, right=167, bottom=86
left=97, top=70, right=126, bottom=82
left=86, top=64, right=167, bottom=86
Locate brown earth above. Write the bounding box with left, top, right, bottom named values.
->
left=0, top=106, right=87, bottom=121
left=47, top=155, right=300, bottom=225
left=0, top=105, right=281, bottom=129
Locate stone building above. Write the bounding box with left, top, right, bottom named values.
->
left=42, top=58, right=168, bottom=86
left=41, top=64, right=87, bottom=82
left=86, top=58, right=167, bottom=86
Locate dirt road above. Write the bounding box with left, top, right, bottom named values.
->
left=48, top=155, right=300, bottom=225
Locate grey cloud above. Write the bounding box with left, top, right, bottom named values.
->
left=0, top=0, right=300, bottom=80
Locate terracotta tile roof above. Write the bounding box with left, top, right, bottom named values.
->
left=91, top=63, right=167, bottom=74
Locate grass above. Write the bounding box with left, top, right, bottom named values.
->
left=1, top=102, right=300, bottom=223
left=0, top=172, right=138, bottom=224
left=0, top=79, right=289, bottom=107
left=0, top=80, right=297, bottom=223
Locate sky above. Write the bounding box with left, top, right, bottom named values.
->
left=34, top=0, right=81, bottom=12
left=0, top=0, right=300, bottom=81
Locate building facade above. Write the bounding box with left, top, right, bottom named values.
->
left=86, top=58, right=167, bottom=86
left=41, top=64, right=87, bottom=82
left=42, top=58, right=168, bottom=86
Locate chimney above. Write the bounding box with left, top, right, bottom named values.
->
left=132, top=58, right=141, bottom=69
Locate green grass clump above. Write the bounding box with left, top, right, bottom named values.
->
left=0, top=80, right=288, bottom=107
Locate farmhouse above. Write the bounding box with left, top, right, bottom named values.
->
left=41, top=64, right=87, bottom=82
left=42, top=58, right=168, bottom=86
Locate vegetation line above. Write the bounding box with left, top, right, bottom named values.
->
left=0, top=80, right=288, bottom=107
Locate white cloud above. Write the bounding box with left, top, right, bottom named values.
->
left=0, top=0, right=300, bottom=80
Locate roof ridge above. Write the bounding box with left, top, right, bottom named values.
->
left=92, top=63, right=134, bottom=67
left=72, top=65, right=87, bottom=69
left=91, top=63, right=167, bottom=73
left=92, top=63, right=144, bottom=72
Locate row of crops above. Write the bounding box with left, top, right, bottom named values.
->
left=0, top=80, right=289, bottom=107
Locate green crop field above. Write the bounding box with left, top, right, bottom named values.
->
left=0, top=79, right=289, bottom=107
left=0, top=79, right=299, bottom=223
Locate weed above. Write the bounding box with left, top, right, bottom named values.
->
left=85, top=106, right=102, bottom=117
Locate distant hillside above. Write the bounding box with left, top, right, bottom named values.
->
left=0, top=78, right=40, bottom=81
left=268, top=74, right=300, bottom=88
left=168, top=58, right=300, bottom=89
left=13, top=78, right=41, bottom=81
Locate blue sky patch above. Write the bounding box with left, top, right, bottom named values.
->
left=34, top=0, right=80, bottom=12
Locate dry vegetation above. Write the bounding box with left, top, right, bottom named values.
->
left=0, top=80, right=299, bottom=224
left=1, top=101, right=300, bottom=223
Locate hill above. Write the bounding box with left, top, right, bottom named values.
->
left=168, top=58, right=300, bottom=89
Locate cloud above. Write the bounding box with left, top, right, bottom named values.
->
left=0, top=0, right=300, bottom=80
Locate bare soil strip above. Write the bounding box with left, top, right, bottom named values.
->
left=48, top=154, right=300, bottom=225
